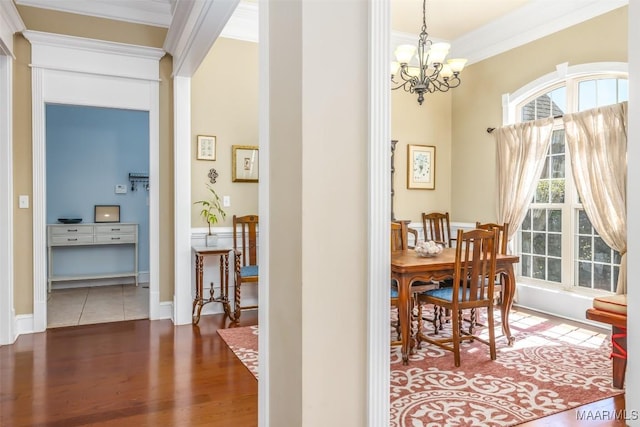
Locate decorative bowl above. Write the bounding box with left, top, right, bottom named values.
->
left=415, top=240, right=443, bottom=257
left=58, top=218, right=82, bottom=224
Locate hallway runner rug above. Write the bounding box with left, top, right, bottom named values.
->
left=217, top=309, right=623, bottom=426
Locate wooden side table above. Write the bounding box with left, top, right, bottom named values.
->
left=192, top=246, right=237, bottom=324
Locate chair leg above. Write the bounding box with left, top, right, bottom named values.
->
left=487, top=305, right=496, bottom=361
left=452, top=308, right=461, bottom=367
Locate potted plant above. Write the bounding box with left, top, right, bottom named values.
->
left=194, top=184, right=227, bottom=247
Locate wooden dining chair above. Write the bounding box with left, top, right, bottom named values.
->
left=421, top=211, right=456, bottom=331
left=422, top=212, right=455, bottom=247
left=232, top=214, right=259, bottom=321
left=390, top=221, right=412, bottom=345
left=456, top=222, right=510, bottom=333
left=415, top=228, right=499, bottom=367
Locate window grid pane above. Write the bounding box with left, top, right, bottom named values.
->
left=574, top=209, right=620, bottom=292
left=519, top=208, right=562, bottom=283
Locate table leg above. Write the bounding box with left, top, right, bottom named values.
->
left=193, top=254, right=205, bottom=325
left=221, top=253, right=232, bottom=318
left=500, top=264, right=516, bottom=345
left=230, top=252, right=242, bottom=322
left=397, top=275, right=411, bottom=365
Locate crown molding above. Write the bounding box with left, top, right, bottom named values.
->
left=221, top=1, right=258, bottom=43
left=0, top=0, right=26, bottom=56
left=23, top=30, right=165, bottom=61
left=163, top=0, right=240, bottom=77
left=15, top=0, right=172, bottom=28
left=452, top=0, right=628, bottom=65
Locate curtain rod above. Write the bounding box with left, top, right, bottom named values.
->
left=487, top=114, right=564, bottom=134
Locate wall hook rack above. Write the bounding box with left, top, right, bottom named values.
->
left=129, top=172, right=149, bottom=191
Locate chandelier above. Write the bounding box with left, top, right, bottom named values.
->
left=391, top=0, right=467, bottom=105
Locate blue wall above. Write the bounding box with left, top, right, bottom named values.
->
left=46, top=104, right=149, bottom=277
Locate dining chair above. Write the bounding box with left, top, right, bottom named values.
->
left=421, top=211, right=456, bottom=331
left=466, top=222, right=509, bottom=333
left=415, top=227, right=499, bottom=367
left=421, top=212, right=455, bottom=247
left=232, top=214, right=259, bottom=321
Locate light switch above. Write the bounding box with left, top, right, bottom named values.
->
left=18, top=195, right=29, bottom=209
left=115, top=184, right=127, bottom=194
left=223, top=196, right=231, bottom=207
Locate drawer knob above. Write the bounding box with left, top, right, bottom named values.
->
left=111, top=228, right=121, bottom=231
left=112, top=237, right=120, bottom=240
left=68, top=238, right=78, bottom=241
left=67, top=229, right=78, bottom=232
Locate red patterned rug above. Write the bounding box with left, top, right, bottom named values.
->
left=217, top=309, right=623, bottom=426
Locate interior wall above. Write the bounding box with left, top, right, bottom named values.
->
left=451, top=6, right=628, bottom=223
left=191, top=37, right=258, bottom=228
left=391, top=89, right=451, bottom=223
left=12, top=8, right=173, bottom=315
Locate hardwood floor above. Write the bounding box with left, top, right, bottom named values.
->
left=0, top=310, right=626, bottom=426
left=0, top=312, right=258, bottom=427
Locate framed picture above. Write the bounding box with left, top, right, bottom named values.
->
left=232, top=145, right=259, bottom=182
left=196, top=135, right=216, bottom=160
left=94, top=205, right=120, bottom=223
left=407, top=144, right=435, bottom=190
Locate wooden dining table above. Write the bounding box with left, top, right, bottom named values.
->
left=392, top=247, right=520, bottom=364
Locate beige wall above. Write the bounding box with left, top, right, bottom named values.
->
left=451, top=6, right=628, bottom=223
left=191, top=37, right=258, bottom=227
left=12, top=8, right=174, bottom=314
left=391, top=89, right=452, bottom=223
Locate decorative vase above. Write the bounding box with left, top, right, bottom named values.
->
left=206, top=234, right=218, bottom=247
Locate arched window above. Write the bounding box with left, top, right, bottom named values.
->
left=507, top=63, right=627, bottom=293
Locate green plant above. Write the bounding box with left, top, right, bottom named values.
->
left=194, top=185, right=226, bottom=235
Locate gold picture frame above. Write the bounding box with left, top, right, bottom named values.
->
left=232, top=145, right=259, bottom=182
left=407, top=144, right=435, bottom=190
left=196, top=135, right=216, bottom=161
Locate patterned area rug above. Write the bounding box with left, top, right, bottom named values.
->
left=217, top=309, right=623, bottom=426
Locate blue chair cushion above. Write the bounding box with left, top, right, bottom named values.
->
left=421, top=286, right=482, bottom=302
left=240, top=265, right=259, bottom=277
left=390, top=288, right=398, bottom=298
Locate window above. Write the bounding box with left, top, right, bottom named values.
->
left=514, top=69, right=626, bottom=294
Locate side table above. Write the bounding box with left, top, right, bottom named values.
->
left=192, top=245, right=237, bottom=324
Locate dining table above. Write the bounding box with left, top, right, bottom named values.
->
left=392, top=247, right=520, bottom=364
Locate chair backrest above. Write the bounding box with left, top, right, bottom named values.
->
left=233, top=214, right=259, bottom=266
left=391, top=221, right=409, bottom=251
left=422, top=212, right=454, bottom=247
left=475, top=222, right=509, bottom=255
left=452, top=228, right=499, bottom=304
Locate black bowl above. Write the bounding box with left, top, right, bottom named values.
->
left=58, top=218, right=82, bottom=224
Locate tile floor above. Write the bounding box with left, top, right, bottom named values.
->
left=47, top=284, right=149, bottom=328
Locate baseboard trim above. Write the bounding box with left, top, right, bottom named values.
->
left=156, top=301, right=173, bottom=320
left=15, top=314, right=34, bottom=337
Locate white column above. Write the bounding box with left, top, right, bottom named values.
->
left=173, top=75, right=193, bottom=325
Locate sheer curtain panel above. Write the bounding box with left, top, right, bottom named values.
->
left=563, top=102, right=628, bottom=294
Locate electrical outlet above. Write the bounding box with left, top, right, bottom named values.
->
left=115, top=184, right=127, bottom=194
left=223, top=196, right=231, bottom=207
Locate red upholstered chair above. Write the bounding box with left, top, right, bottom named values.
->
left=586, top=294, right=627, bottom=389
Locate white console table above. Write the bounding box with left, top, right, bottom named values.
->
left=47, top=223, right=138, bottom=292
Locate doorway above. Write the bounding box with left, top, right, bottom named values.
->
left=45, top=104, right=150, bottom=328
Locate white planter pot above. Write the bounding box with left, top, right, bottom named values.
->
left=206, top=234, right=218, bottom=247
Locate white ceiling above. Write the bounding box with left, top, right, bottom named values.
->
left=14, top=0, right=629, bottom=65
left=391, top=0, right=531, bottom=40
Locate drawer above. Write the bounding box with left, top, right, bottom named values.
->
left=50, top=235, right=94, bottom=245
left=95, top=224, right=136, bottom=235
left=95, top=234, right=136, bottom=244
left=49, top=225, right=94, bottom=235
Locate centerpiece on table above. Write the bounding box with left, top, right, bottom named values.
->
left=415, top=240, right=443, bottom=257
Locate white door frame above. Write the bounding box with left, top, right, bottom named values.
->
left=24, top=31, right=165, bottom=332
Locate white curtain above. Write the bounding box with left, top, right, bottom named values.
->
left=563, top=102, right=627, bottom=294
left=495, top=117, right=555, bottom=242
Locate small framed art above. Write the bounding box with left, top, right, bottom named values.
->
left=407, top=144, right=435, bottom=190
left=232, top=145, right=259, bottom=182
left=197, top=135, right=217, bottom=161
left=94, top=205, right=121, bottom=223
